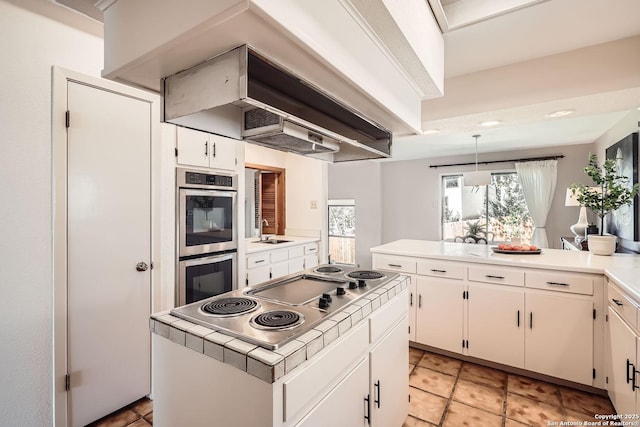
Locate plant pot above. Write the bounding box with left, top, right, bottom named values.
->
left=587, top=235, right=617, bottom=256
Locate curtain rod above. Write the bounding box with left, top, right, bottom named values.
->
left=429, top=155, right=565, bottom=169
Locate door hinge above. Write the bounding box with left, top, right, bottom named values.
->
left=408, top=394, right=411, bottom=402
left=606, top=376, right=609, bottom=384
left=65, top=110, right=70, bottom=128
left=65, top=373, right=70, bottom=391
left=593, top=368, right=596, bottom=379
left=174, top=147, right=178, bottom=157
left=606, top=314, right=609, bottom=322
left=408, top=325, right=411, bottom=334
left=593, top=309, right=596, bottom=320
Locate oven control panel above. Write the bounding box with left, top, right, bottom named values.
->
left=178, top=168, right=237, bottom=190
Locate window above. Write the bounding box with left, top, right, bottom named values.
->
left=328, top=200, right=355, bottom=264
left=441, top=173, right=533, bottom=243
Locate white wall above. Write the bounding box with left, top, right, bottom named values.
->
left=328, top=161, right=382, bottom=268
left=0, top=1, right=104, bottom=425
left=380, top=143, right=596, bottom=249
left=245, top=144, right=328, bottom=262
left=593, top=110, right=640, bottom=252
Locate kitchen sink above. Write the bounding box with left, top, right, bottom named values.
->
left=252, top=239, right=291, bottom=244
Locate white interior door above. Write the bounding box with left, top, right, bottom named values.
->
left=67, top=81, right=151, bottom=426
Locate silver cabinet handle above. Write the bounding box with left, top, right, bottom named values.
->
left=431, top=269, right=447, bottom=273
left=136, top=262, right=149, bottom=272
left=612, top=298, right=624, bottom=306
left=546, top=281, right=569, bottom=287
left=255, top=259, right=265, bottom=264
left=486, top=275, right=505, bottom=279
left=410, top=292, right=413, bottom=307
left=204, top=140, right=208, bottom=156
left=418, top=294, right=422, bottom=308
left=388, top=263, right=402, bottom=268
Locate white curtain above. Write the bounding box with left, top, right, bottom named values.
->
left=515, top=160, right=558, bottom=248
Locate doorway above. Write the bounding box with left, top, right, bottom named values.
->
left=245, top=163, right=286, bottom=236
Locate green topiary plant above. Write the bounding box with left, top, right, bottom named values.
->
left=570, top=153, right=639, bottom=236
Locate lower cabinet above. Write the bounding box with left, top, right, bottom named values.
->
left=524, top=291, right=593, bottom=384
left=246, top=241, right=319, bottom=286
left=408, top=276, right=417, bottom=341
left=415, top=276, right=463, bottom=353
left=369, top=318, right=409, bottom=427
left=606, top=307, right=637, bottom=415
left=295, top=357, right=369, bottom=427
left=467, top=284, right=524, bottom=368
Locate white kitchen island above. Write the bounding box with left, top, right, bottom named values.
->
left=150, top=275, right=409, bottom=427
left=371, top=239, right=640, bottom=396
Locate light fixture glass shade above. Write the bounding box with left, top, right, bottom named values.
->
left=565, top=188, right=581, bottom=206
left=463, top=170, right=492, bottom=187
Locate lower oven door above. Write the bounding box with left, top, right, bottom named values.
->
left=177, top=252, right=237, bottom=306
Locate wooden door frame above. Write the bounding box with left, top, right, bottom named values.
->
left=51, top=66, right=160, bottom=427
left=245, top=163, right=286, bottom=235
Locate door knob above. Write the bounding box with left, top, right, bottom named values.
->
left=136, top=262, right=149, bottom=272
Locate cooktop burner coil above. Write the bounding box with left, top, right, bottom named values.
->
left=314, top=266, right=343, bottom=274
left=201, top=297, right=259, bottom=316
left=251, top=310, right=304, bottom=330
left=346, top=270, right=385, bottom=280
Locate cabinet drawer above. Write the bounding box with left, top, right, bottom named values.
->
left=289, top=245, right=304, bottom=259
left=526, top=271, right=593, bottom=295
left=270, top=249, right=289, bottom=263
left=373, top=255, right=417, bottom=274
left=608, top=282, right=638, bottom=330
left=468, top=265, right=524, bottom=287
left=417, top=260, right=465, bottom=280
left=247, top=254, right=269, bottom=269
left=304, top=243, right=318, bottom=255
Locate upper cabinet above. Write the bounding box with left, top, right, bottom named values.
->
left=99, top=0, right=444, bottom=137
left=176, top=127, right=237, bottom=171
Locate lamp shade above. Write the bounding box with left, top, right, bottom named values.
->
left=565, top=188, right=581, bottom=206
left=463, top=170, right=492, bottom=187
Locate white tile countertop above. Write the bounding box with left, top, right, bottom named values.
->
left=371, top=239, right=640, bottom=300
left=245, top=236, right=319, bottom=254
left=150, top=275, right=408, bottom=383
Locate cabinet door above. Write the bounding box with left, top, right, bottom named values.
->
left=304, top=255, right=318, bottom=270
left=467, top=284, right=524, bottom=368
left=525, top=291, right=593, bottom=385
left=295, top=357, right=369, bottom=427
left=370, top=317, right=409, bottom=427
left=607, top=307, right=638, bottom=414
left=247, top=265, right=270, bottom=286
left=270, top=260, right=289, bottom=281
left=408, top=276, right=417, bottom=342
left=176, top=126, right=209, bottom=168
left=416, top=277, right=464, bottom=353
left=289, top=257, right=305, bottom=275
left=208, top=134, right=237, bottom=171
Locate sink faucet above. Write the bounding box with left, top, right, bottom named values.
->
left=259, top=218, right=269, bottom=241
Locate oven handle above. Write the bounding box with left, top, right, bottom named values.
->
left=180, top=252, right=237, bottom=267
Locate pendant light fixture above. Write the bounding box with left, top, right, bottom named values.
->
left=463, top=134, right=492, bottom=186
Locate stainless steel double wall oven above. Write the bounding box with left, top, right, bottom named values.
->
left=176, top=168, right=237, bottom=306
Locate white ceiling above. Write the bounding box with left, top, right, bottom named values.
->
left=44, top=0, right=640, bottom=162
left=392, top=0, right=640, bottom=161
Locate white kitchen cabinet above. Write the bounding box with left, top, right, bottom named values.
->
left=607, top=307, right=638, bottom=415
left=408, top=276, right=417, bottom=342
left=415, top=276, right=464, bottom=354
left=369, top=317, right=409, bottom=427
left=246, top=241, right=319, bottom=286
left=176, top=126, right=237, bottom=171
left=295, top=357, right=369, bottom=427
left=467, top=283, right=524, bottom=368
left=372, top=251, right=603, bottom=387
left=525, top=290, right=593, bottom=384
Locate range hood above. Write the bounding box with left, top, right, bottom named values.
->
left=162, top=45, right=392, bottom=162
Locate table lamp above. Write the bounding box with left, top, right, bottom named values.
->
left=565, top=188, right=588, bottom=242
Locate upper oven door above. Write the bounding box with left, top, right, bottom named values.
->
left=179, top=188, right=237, bottom=256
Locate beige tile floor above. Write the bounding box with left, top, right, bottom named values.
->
left=94, top=347, right=616, bottom=427
left=405, top=347, right=616, bottom=427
